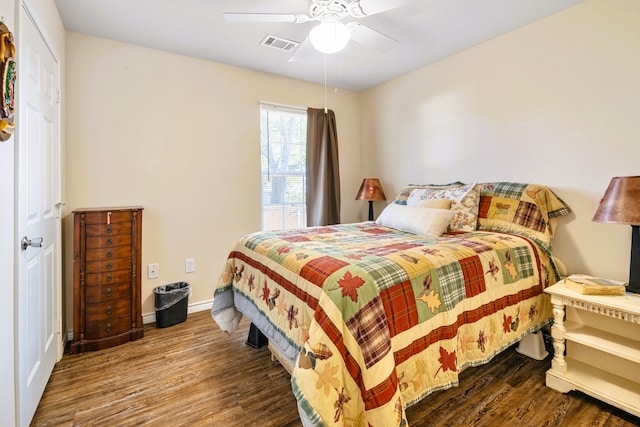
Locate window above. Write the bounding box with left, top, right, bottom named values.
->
left=260, top=104, right=307, bottom=231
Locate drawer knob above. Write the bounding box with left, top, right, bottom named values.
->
left=106, top=237, right=113, bottom=245
left=106, top=225, right=112, bottom=233
left=106, top=262, right=113, bottom=270
left=106, top=306, right=112, bottom=315
left=106, top=288, right=112, bottom=297
left=106, top=323, right=112, bottom=332
left=106, top=274, right=112, bottom=282
left=106, top=250, right=113, bottom=258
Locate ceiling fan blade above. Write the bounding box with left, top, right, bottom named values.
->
left=288, top=36, right=317, bottom=62
left=353, top=0, right=416, bottom=17
left=223, top=13, right=310, bottom=23
left=347, top=22, right=397, bottom=53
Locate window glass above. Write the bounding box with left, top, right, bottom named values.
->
left=260, top=105, right=307, bottom=231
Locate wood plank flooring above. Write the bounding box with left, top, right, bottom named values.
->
left=32, top=310, right=640, bottom=426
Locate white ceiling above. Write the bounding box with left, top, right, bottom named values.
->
left=53, top=0, right=584, bottom=92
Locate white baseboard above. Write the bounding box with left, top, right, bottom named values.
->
left=66, top=299, right=214, bottom=342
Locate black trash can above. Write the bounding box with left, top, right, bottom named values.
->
left=154, top=282, right=190, bottom=328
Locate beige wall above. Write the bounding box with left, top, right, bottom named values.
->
left=359, top=0, right=640, bottom=282
left=64, top=0, right=640, bottom=331
left=63, top=33, right=362, bottom=326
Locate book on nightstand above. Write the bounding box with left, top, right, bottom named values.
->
left=563, top=274, right=627, bottom=295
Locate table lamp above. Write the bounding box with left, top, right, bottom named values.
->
left=592, top=176, right=640, bottom=293
left=355, top=178, right=386, bottom=221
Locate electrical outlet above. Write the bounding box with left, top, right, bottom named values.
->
left=148, top=263, right=159, bottom=279
left=185, top=258, right=195, bottom=273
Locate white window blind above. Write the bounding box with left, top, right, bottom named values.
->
left=260, top=103, right=307, bottom=231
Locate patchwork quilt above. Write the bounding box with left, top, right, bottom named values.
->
left=212, top=223, right=557, bottom=426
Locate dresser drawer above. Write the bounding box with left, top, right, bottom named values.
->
left=85, top=269, right=131, bottom=286
left=85, top=312, right=132, bottom=339
left=85, top=257, right=132, bottom=274
left=86, top=234, right=132, bottom=249
left=85, top=281, right=131, bottom=303
left=86, top=298, right=131, bottom=319
left=82, top=210, right=136, bottom=225
left=85, top=221, right=132, bottom=237
left=85, top=246, right=131, bottom=262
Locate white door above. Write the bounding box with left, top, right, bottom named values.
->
left=17, top=6, right=61, bottom=426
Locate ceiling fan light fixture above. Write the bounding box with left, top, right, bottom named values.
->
left=309, top=17, right=350, bottom=54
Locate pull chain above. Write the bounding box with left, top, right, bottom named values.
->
left=324, top=54, right=328, bottom=114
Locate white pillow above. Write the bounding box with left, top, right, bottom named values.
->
left=376, top=203, right=455, bottom=237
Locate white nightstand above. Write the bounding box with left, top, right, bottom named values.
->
left=545, top=282, right=640, bottom=417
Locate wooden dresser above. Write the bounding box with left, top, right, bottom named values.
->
left=70, top=207, right=144, bottom=354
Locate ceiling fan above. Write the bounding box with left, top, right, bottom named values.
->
left=224, top=0, right=415, bottom=60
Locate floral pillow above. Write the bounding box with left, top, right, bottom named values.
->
left=405, top=181, right=480, bottom=231
left=393, top=181, right=464, bottom=205
left=416, top=198, right=451, bottom=209
left=477, top=182, right=571, bottom=246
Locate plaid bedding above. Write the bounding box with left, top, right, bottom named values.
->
left=212, top=223, right=556, bottom=426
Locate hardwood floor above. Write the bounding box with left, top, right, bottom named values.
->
left=32, top=310, right=640, bottom=427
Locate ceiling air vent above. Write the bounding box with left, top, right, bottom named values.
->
left=260, top=34, right=299, bottom=52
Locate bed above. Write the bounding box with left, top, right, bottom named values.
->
left=212, top=181, right=571, bottom=426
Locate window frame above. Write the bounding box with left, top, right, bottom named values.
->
left=259, top=103, right=307, bottom=231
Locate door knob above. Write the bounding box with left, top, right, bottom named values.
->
left=21, top=236, right=43, bottom=250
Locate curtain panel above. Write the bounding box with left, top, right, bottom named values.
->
left=306, top=108, right=341, bottom=226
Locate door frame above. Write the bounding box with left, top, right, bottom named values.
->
left=0, top=89, right=16, bottom=427
left=0, top=1, right=17, bottom=424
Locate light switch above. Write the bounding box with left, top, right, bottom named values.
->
left=185, top=258, right=195, bottom=273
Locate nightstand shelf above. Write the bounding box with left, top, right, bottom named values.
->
left=563, top=321, right=640, bottom=363
left=545, top=283, right=640, bottom=418
left=548, top=358, right=640, bottom=415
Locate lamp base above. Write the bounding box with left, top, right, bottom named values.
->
left=628, top=286, right=640, bottom=294
left=368, top=200, right=374, bottom=221
left=628, top=225, right=640, bottom=294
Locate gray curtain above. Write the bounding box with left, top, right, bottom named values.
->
left=306, top=108, right=341, bottom=226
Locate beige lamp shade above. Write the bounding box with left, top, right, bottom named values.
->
left=592, top=176, right=640, bottom=225
left=355, top=178, right=386, bottom=201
